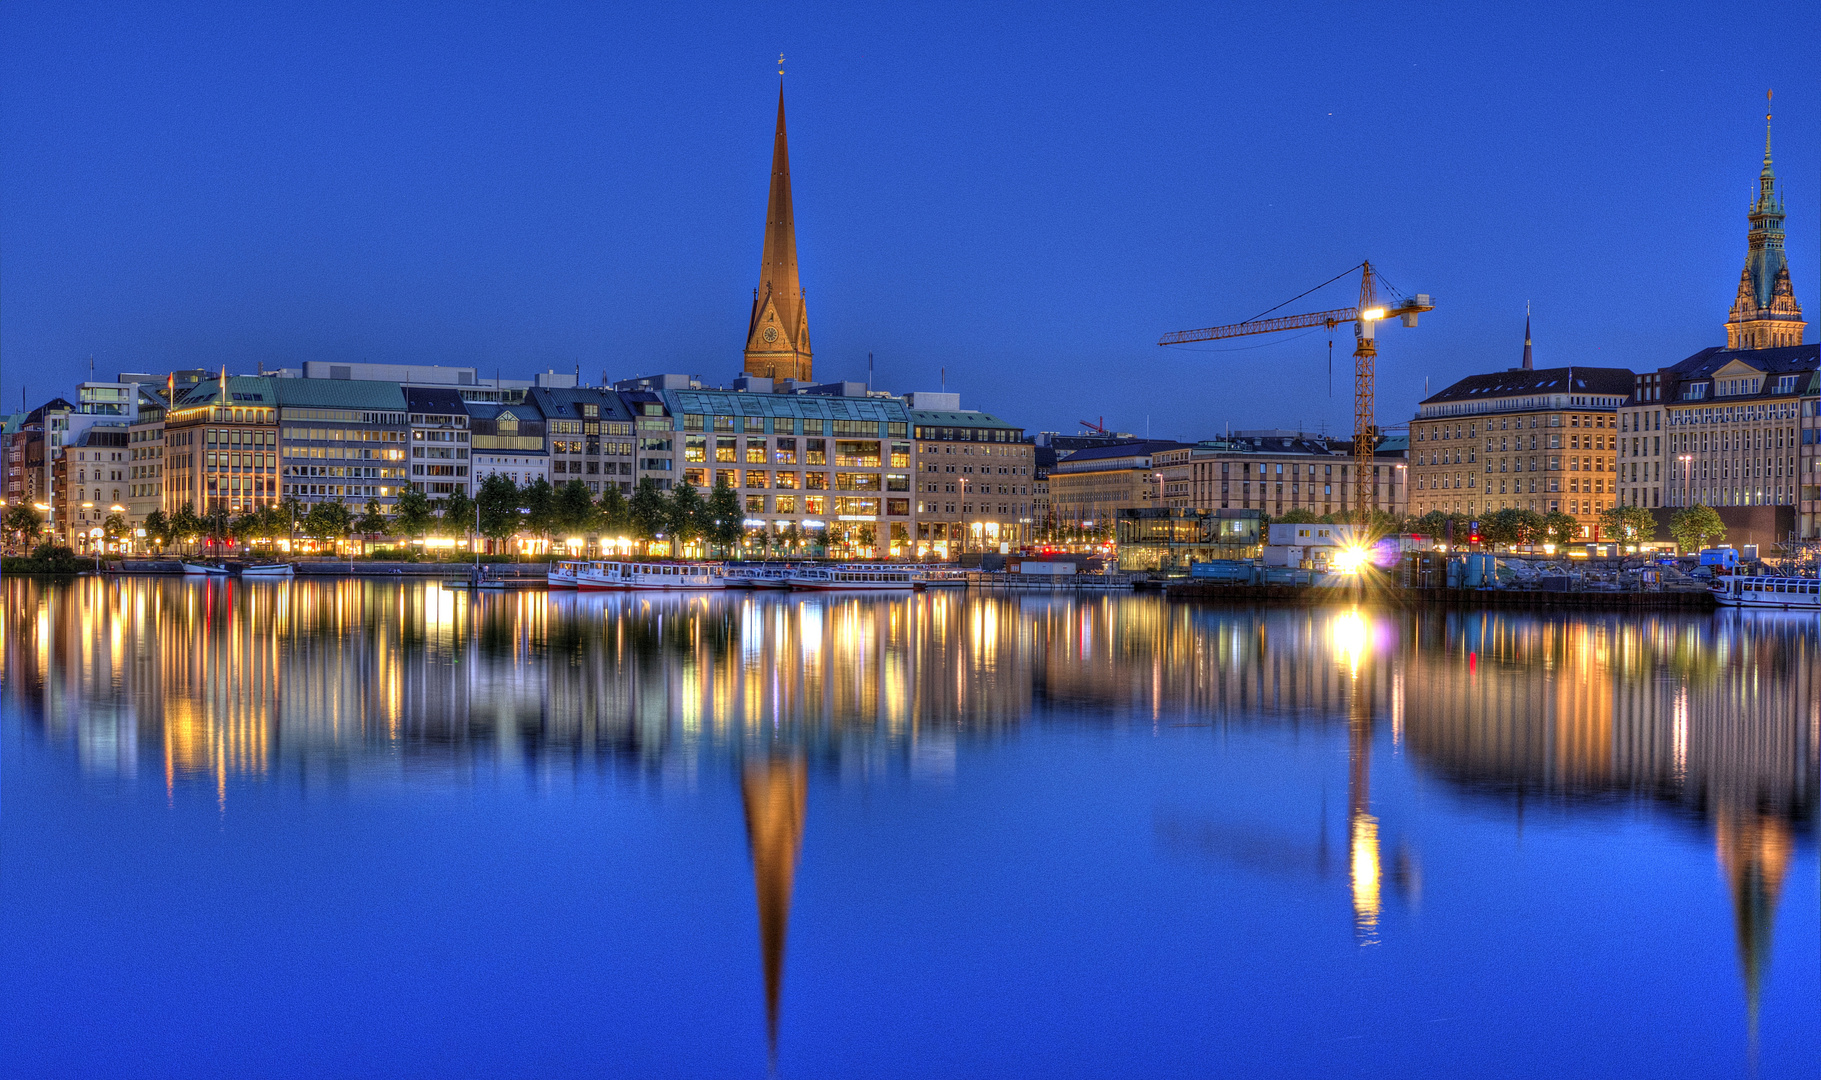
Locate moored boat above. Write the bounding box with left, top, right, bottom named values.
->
left=578, top=560, right=726, bottom=590
left=239, top=562, right=294, bottom=578
left=1711, top=574, right=1821, bottom=609
left=547, top=560, right=586, bottom=589
left=182, top=561, right=230, bottom=577
left=786, top=565, right=923, bottom=591
left=723, top=563, right=795, bottom=589
left=575, top=561, right=627, bottom=591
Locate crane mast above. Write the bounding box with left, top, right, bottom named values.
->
left=1159, top=261, right=1432, bottom=524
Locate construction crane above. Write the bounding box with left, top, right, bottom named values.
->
left=1079, top=417, right=1111, bottom=436
left=1159, top=261, right=1432, bottom=522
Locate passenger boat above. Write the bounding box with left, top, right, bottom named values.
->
left=239, top=562, right=295, bottom=578
left=547, top=560, right=586, bottom=589
left=584, top=560, right=726, bottom=590
left=182, top=561, right=230, bottom=577
left=575, top=562, right=625, bottom=591
left=1711, top=574, right=1821, bottom=609
left=786, top=565, right=924, bottom=591
left=723, top=563, right=795, bottom=589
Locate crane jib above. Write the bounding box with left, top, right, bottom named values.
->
left=1157, top=307, right=1359, bottom=346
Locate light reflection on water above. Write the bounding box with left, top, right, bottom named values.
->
left=2, top=577, right=1817, bottom=1077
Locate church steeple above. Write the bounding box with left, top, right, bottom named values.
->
left=1522, top=305, right=1533, bottom=370
left=744, top=78, right=813, bottom=382
left=1725, top=91, right=1805, bottom=350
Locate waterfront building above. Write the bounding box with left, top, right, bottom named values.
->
left=404, top=387, right=473, bottom=498
left=1030, top=444, right=1057, bottom=537
left=51, top=377, right=170, bottom=544
left=743, top=85, right=813, bottom=383
left=1114, top=507, right=1263, bottom=572
left=1410, top=366, right=1631, bottom=534
left=465, top=396, right=548, bottom=489
left=615, top=385, right=679, bottom=491
left=528, top=386, right=637, bottom=496
left=272, top=378, right=408, bottom=509
left=125, top=391, right=168, bottom=531
left=0, top=412, right=22, bottom=518
left=1621, top=347, right=1816, bottom=523
left=165, top=375, right=282, bottom=518
left=910, top=399, right=1033, bottom=557
left=1178, top=431, right=1407, bottom=519
left=662, top=383, right=914, bottom=556
left=3, top=398, right=73, bottom=539
left=55, top=426, right=130, bottom=548
left=1047, top=441, right=1182, bottom=531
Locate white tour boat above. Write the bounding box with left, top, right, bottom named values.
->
left=1711, top=575, right=1821, bottom=609
left=786, top=565, right=924, bottom=591
left=575, top=562, right=626, bottom=591
left=723, top=564, right=795, bottom=589
left=547, top=560, right=587, bottom=589
left=585, top=560, right=726, bottom=591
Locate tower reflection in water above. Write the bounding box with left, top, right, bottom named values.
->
left=2, top=578, right=1814, bottom=1056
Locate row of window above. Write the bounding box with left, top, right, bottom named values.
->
left=552, top=460, right=631, bottom=476
left=677, top=469, right=912, bottom=491
left=550, top=440, right=632, bottom=455
left=1668, top=401, right=1809, bottom=425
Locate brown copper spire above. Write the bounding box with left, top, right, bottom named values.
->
left=743, top=756, right=807, bottom=1066
left=744, top=83, right=813, bottom=382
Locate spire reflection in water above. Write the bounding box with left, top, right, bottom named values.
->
left=743, top=756, right=807, bottom=1065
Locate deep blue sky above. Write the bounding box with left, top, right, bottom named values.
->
left=2, top=2, right=1815, bottom=438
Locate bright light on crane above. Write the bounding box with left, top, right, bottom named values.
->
left=1360, top=307, right=1386, bottom=321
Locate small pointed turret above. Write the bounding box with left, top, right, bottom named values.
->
left=744, top=82, right=813, bottom=382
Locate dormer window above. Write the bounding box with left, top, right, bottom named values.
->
left=1775, top=375, right=1797, bottom=394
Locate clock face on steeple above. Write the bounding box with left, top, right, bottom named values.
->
left=762, top=326, right=779, bottom=344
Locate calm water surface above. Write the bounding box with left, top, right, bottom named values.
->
left=2, top=578, right=1816, bottom=1078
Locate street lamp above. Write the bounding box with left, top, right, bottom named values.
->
left=1678, top=454, right=1692, bottom=511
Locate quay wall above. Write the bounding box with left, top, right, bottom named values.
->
left=1164, top=582, right=1717, bottom=610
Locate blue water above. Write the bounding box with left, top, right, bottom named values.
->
left=2, top=578, right=1815, bottom=1078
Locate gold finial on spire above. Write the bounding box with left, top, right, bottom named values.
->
left=778, top=52, right=785, bottom=76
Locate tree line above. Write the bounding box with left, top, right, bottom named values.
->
left=1262, top=504, right=1724, bottom=551
left=0, top=475, right=769, bottom=558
